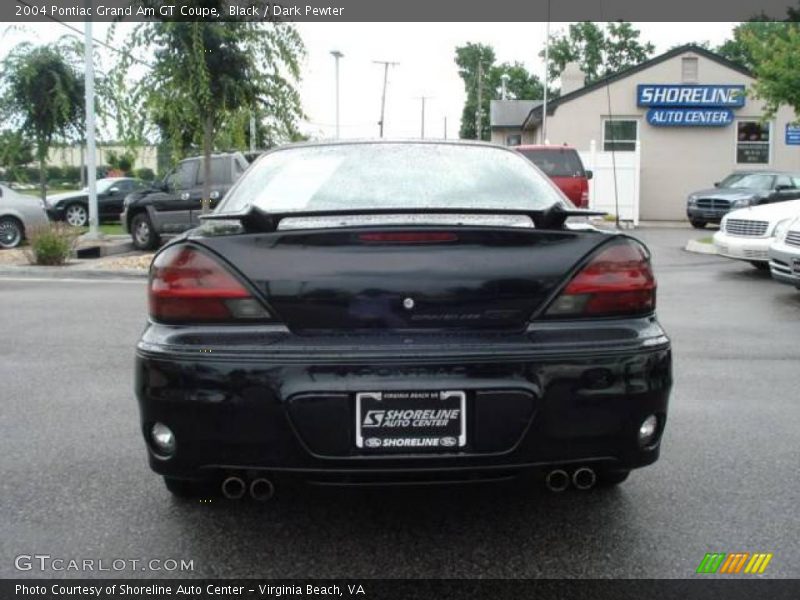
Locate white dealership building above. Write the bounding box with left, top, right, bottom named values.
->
left=490, top=45, right=800, bottom=221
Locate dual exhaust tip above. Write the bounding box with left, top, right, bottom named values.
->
left=545, top=467, right=596, bottom=492
left=221, top=476, right=275, bottom=501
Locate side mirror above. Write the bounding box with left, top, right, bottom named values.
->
left=585, top=170, right=593, bottom=180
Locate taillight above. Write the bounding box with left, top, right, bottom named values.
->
left=580, top=184, right=589, bottom=208
left=544, top=240, right=656, bottom=318
left=149, top=245, right=270, bottom=323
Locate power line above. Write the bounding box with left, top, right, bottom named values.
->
left=14, top=0, right=154, bottom=68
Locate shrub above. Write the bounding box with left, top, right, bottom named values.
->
left=62, top=165, right=81, bottom=184
left=23, top=224, right=80, bottom=266
left=134, top=167, right=155, bottom=181
left=45, top=165, right=63, bottom=181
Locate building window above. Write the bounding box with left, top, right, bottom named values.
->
left=506, top=134, right=522, bottom=146
left=681, top=57, right=699, bottom=83
left=736, top=120, right=771, bottom=164
left=603, top=119, right=638, bottom=151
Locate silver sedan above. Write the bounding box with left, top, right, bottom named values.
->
left=0, top=184, right=50, bottom=249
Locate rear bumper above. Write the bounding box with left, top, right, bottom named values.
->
left=135, top=320, right=672, bottom=485
left=713, top=231, right=771, bottom=262
left=768, top=240, right=800, bottom=287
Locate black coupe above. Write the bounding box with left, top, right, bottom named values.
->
left=134, top=141, right=672, bottom=500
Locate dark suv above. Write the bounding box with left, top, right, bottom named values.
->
left=122, top=152, right=250, bottom=250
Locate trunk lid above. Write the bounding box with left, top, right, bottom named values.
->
left=198, top=226, right=606, bottom=332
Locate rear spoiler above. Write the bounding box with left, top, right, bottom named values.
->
left=200, top=204, right=607, bottom=232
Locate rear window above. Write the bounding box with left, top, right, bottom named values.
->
left=216, top=143, right=569, bottom=215
left=518, top=148, right=586, bottom=178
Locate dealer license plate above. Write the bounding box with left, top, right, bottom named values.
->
left=355, top=390, right=466, bottom=451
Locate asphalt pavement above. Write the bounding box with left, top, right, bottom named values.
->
left=1, top=228, right=798, bottom=579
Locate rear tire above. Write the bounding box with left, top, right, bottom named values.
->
left=596, top=469, right=630, bottom=487
left=163, top=477, right=214, bottom=499
left=750, top=261, right=769, bottom=271
left=0, top=216, right=24, bottom=249
left=131, top=212, right=160, bottom=251
left=690, top=219, right=706, bottom=229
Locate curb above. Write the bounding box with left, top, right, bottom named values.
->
left=0, top=265, right=147, bottom=280
left=685, top=239, right=717, bottom=255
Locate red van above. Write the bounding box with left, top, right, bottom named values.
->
left=515, top=145, right=592, bottom=208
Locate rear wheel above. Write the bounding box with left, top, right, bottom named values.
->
left=690, top=219, right=706, bottom=229
left=0, top=216, right=23, bottom=249
left=65, top=203, right=88, bottom=227
left=750, top=261, right=769, bottom=271
left=163, top=477, right=214, bottom=499
left=596, top=469, right=630, bottom=487
left=131, top=212, right=160, bottom=250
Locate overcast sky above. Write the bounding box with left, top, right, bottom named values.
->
left=1, top=21, right=737, bottom=141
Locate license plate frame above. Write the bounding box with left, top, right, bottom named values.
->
left=355, top=390, right=467, bottom=452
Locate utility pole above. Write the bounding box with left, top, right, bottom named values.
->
left=373, top=60, right=398, bottom=138
left=84, top=2, right=99, bottom=239
left=330, top=50, right=344, bottom=139
left=475, top=58, right=483, bottom=140
left=416, top=96, right=431, bottom=139
left=444, top=116, right=447, bottom=139
left=542, top=1, right=551, bottom=143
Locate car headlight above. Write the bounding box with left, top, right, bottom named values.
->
left=772, top=218, right=793, bottom=240
left=719, top=218, right=727, bottom=232
left=731, top=198, right=752, bottom=208
left=687, top=195, right=697, bottom=205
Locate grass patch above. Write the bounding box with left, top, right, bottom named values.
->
left=74, top=224, right=125, bottom=235
left=697, top=236, right=713, bottom=244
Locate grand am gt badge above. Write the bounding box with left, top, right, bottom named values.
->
left=403, top=297, right=415, bottom=310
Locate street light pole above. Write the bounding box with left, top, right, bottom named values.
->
left=84, top=3, right=99, bottom=239
left=416, top=96, right=431, bottom=139
left=330, top=50, right=344, bottom=139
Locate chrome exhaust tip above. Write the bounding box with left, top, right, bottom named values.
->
left=221, top=476, right=246, bottom=500
left=544, top=469, right=570, bottom=492
left=572, top=467, right=597, bottom=490
left=249, top=478, right=275, bottom=501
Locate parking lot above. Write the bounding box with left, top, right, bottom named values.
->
left=1, top=228, right=798, bottom=579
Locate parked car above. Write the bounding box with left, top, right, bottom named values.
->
left=134, top=140, right=672, bottom=499
left=712, top=198, right=800, bottom=269
left=122, top=152, right=249, bottom=250
left=515, top=145, right=592, bottom=207
left=0, top=184, right=49, bottom=249
left=46, top=177, right=147, bottom=227
left=768, top=216, right=800, bottom=288
left=687, top=171, right=800, bottom=229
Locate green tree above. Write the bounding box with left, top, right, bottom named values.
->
left=0, top=130, right=34, bottom=181
left=0, top=40, right=84, bottom=201
left=119, top=2, right=305, bottom=212
left=543, top=22, right=655, bottom=86
left=455, top=44, right=544, bottom=140
left=739, top=22, right=800, bottom=118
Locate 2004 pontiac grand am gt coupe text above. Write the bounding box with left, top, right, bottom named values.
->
left=134, top=141, right=672, bottom=500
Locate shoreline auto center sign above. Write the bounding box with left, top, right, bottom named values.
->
left=638, top=84, right=745, bottom=127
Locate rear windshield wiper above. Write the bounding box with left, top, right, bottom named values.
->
left=200, top=204, right=606, bottom=232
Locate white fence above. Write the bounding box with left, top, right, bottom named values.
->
left=579, top=141, right=641, bottom=225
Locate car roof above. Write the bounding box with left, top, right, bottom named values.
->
left=514, top=144, right=577, bottom=151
